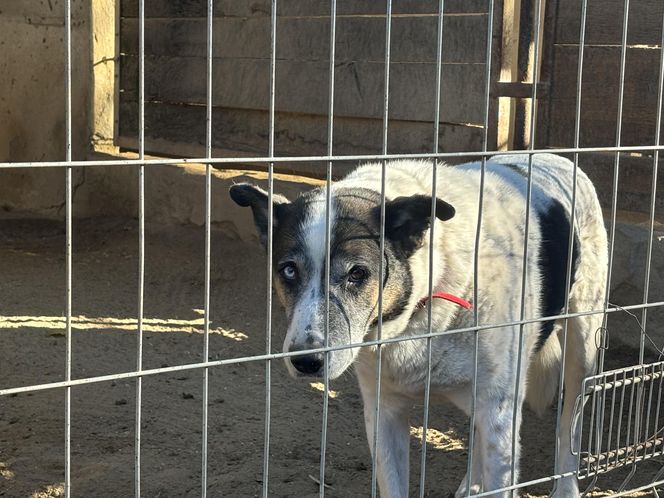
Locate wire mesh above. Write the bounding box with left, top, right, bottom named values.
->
left=2, top=0, right=664, bottom=497
left=578, top=361, right=664, bottom=479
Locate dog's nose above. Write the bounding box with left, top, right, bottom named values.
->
left=291, top=352, right=324, bottom=375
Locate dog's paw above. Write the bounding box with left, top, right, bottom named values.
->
left=454, top=482, right=481, bottom=498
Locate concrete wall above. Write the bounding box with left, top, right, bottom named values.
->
left=0, top=0, right=114, bottom=217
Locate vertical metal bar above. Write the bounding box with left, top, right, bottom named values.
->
left=637, top=4, right=664, bottom=368
left=585, top=377, right=598, bottom=477
left=419, top=0, right=445, bottom=494
left=618, top=369, right=638, bottom=489
left=318, top=1, right=336, bottom=495
left=371, top=2, right=392, bottom=496
left=606, top=2, right=646, bottom=489
left=553, top=0, right=587, bottom=491
left=605, top=371, right=619, bottom=473
left=201, top=0, right=214, bottom=495
left=638, top=2, right=664, bottom=464
left=614, top=369, right=628, bottom=468
left=512, top=0, right=544, bottom=489
left=653, top=364, right=664, bottom=458
left=135, top=0, right=146, bottom=494
left=595, top=378, right=610, bottom=474
left=64, top=0, right=73, bottom=495
left=262, top=1, right=277, bottom=496
left=466, top=0, right=495, bottom=494
left=642, top=364, right=657, bottom=461
left=601, top=0, right=630, bottom=368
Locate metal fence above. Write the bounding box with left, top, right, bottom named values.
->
left=1, top=0, right=663, bottom=497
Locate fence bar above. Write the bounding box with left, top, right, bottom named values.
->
left=201, top=0, right=214, bottom=495
left=63, top=0, right=73, bottom=495
left=465, top=0, right=495, bottom=494
left=134, top=0, right=146, bottom=494
left=318, top=0, right=336, bottom=495
left=370, top=0, right=392, bottom=495
left=553, top=0, right=588, bottom=493
left=261, top=1, right=278, bottom=496
left=609, top=2, right=642, bottom=491
left=512, top=0, right=545, bottom=489
left=636, top=0, right=664, bottom=466
left=652, top=368, right=664, bottom=459
left=4, top=145, right=664, bottom=170
left=604, top=371, right=620, bottom=474
left=418, top=0, right=446, bottom=493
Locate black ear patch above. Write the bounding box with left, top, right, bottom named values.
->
left=229, top=183, right=289, bottom=246
left=377, top=195, right=455, bottom=257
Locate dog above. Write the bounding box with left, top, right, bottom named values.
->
left=230, top=153, right=608, bottom=497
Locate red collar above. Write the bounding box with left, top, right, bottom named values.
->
left=417, top=291, right=472, bottom=310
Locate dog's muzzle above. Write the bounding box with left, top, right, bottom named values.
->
left=288, top=343, right=325, bottom=376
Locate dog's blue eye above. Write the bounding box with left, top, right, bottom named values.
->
left=280, top=263, right=297, bottom=281
left=348, top=266, right=367, bottom=284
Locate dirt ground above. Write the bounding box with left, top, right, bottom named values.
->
left=0, top=217, right=662, bottom=497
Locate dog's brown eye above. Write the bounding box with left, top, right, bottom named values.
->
left=348, top=266, right=367, bottom=283
left=280, top=263, right=297, bottom=281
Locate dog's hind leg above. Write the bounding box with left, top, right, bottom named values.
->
left=550, top=310, right=603, bottom=498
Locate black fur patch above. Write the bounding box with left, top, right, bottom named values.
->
left=536, top=199, right=579, bottom=350
left=333, top=189, right=414, bottom=324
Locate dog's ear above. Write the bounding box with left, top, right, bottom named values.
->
left=376, top=195, right=455, bottom=256
left=229, top=183, right=290, bottom=246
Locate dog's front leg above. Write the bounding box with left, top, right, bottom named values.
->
left=475, top=396, right=523, bottom=498
left=357, top=373, right=411, bottom=497
left=454, top=425, right=482, bottom=497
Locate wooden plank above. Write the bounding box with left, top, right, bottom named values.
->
left=120, top=0, right=488, bottom=19
left=555, top=0, right=664, bottom=46
left=486, top=0, right=504, bottom=152
left=116, top=102, right=485, bottom=176
left=547, top=46, right=664, bottom=148
left=120, top=56, right=487, bottom=125
left=120, top=14, right=488, bottom=65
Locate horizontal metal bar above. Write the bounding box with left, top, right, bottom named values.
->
left=586, top=370, right=664, bottom=393
left=1, top=145, right=664, bottom=170
left=601, top=479, right=664, bottom=498
left=580, top=438, right=663, bottom=474
left=2, top=299, right=663, bottom=397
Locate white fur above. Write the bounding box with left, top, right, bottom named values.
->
left=282, top=189, right=334, bottom=372
left=338, top=155, right=607, bottom=497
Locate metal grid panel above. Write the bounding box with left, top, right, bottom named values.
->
left=1, top=0, right=663, bottom=497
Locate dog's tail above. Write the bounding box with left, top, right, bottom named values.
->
left=526, top=334, right=562, bottom=416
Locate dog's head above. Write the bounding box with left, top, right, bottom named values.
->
left=230, top=183, right=454, bottom=379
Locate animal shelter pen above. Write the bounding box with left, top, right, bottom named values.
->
left=1, top=0, right=664, bottom=497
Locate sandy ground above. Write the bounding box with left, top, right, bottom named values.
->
left=0, top=217, right=662, bottom=497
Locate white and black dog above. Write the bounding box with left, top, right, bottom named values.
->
left=230, top=153, right=608, bottom=497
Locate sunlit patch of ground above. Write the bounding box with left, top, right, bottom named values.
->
left=29, top=483, right=64, bottom=498
left=410, top=426, right=465, bottom=452
left=585, top=490, right=660, bottom=497
left=0, top=314, right=248, bottom=341
left=0, top=461, right=15, bottom=480
left=309, top=382, right=339, bottom=399
left=524, top=488, right=659, bottom=497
